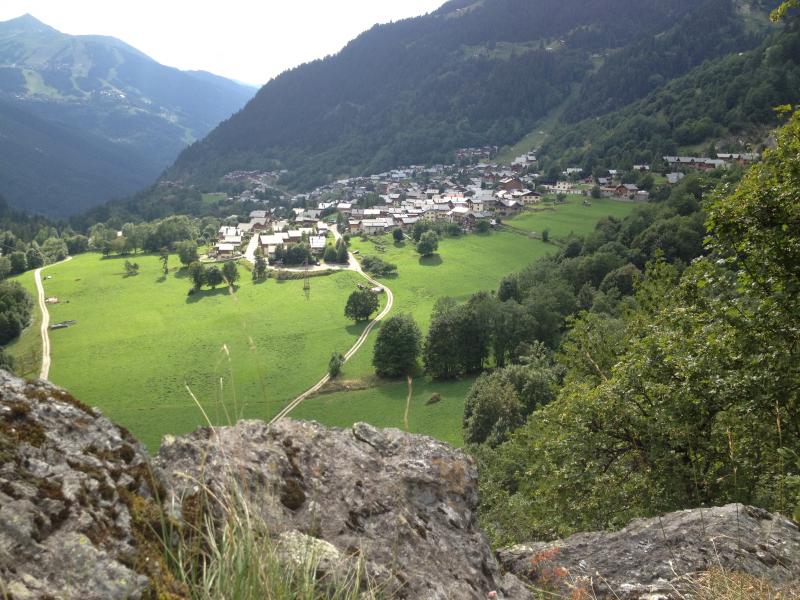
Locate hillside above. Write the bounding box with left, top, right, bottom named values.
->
left=538, top=25, right=800, bottom=172
left=0, top=14, right=254, bottom=217
left=165, top=0, right=771, bottom=191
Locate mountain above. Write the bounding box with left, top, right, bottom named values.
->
left=537, top=26, right=800, bottom=173
left=165, top=0, right=774, bottom=191
left=0, top=14, right=254, bottom=217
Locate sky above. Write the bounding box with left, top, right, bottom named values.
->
left=0, top=0, right=446, bottom=86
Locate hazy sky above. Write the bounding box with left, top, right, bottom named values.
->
left=0, top=0, right=445, bottom=85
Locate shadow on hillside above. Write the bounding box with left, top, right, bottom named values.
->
left=185, top=286, right=238, bottom=303
left=393, top=241, right=406, bottom=248
left=418, top=254, right=443, bottom=267
left=173, top=268, right=190, bottom=279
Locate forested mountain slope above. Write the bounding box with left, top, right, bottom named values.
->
left=539, top=26, right=800, bottom=172
left=0, top=15, right=254, bottom=217
left=166, top=0, right=770, bottom=190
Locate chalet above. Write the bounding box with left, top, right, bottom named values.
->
left=337, top=202, right=353, bottom=214
left=259, top=233, right=288, bottom=259
left=632, top=164, right=651, bottom=172
left=362, top=218, right=392, bottom=235
left=250, top=217, right=269, bottom=231
left=636, top=190, right=651, bottom=202
left=498, top=177, right=523, bottom=192
left=717, top=153, right=760, bottom=166
left=250, top=210, right=268, bottom=219
left=316, top=222, right=329, bottom=235
left=309, top=236, right=327, bottom=255
left=222, top=235, right=243, bottom=246
left=448, top=206, right=471, bottom=224
left=513, top=189, right=541, bottom=205
left=218, top=226, right=241, bottom=240
left=348, top=219, right=362, bottom=234
left=615, top=184, right=639, bottom=198
left=666, top=172, right=686, bottom=185
left=663, top=156, right=725, bottom=171
left=498, top=198, right=522, bottom=215
left=215, top=243, right=237, bottom=258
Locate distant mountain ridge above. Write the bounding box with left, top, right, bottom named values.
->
left=164, top=0, right=776, bottom=192
left=0, top=14, right=254, bottom=217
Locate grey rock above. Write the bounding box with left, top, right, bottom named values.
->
left=156, top=419, right=530, bottom=599
left=499, top=503, right=800, bottom=599
left=0, top=371, right=182, bottom=600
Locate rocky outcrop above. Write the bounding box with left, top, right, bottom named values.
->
left=499, top=503, right=800, bottom=599
left=156, top=419, right=528, bottom=599
left=4, top=369, right=799, bottom=600
left=0, top=371, right=185, bottom=600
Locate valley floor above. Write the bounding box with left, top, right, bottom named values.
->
left=9, top=196, right=634, bottom=451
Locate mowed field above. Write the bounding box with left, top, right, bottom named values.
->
left=7, top=196, right=635, bottom=451
left=294, top=196, right=636, bottom=445
left=12, top=254, right=370, bottom=451
left=508, top=195, right=638, bottom=238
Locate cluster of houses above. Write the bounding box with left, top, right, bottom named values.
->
left=209, top=147, right=761, bottom=258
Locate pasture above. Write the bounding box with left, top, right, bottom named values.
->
left=17, top=253, right=371, bottom=451
left=7, top=196, right=636, bottom=450
left=506, top=196, right=638, bottom=239
left=298, top=196, right=636, bottom=443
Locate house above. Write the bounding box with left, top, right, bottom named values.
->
left=259, top=233, right=288, bottom=259
left=249, top=210, right=268, bottom=219
left=215, top=243, right=237, bottom=258
left=635, top=190, right=651, bottom=202
left=448, top=206, right=471, bottom=224
left=666, top=172, right=686, bottom=185
left=498, top=198, right=522, bottom=215
left=348, top=219, right=362, bottom=234
left=498, top=177, right=523, bottom=192
left=337, top=202, right=353, bottom=214
left=362, top=218, right=392, bottom=235
left=615, top=184, right=639, bottom=198
left=632, top=164, right=651, bottom=172
left=222, top=235, right=242, bottom=246
left=309, top=236, right=327, bottom=255
left=250, top=217, right=269, bottom=231
left=513, top=189, right=541, bottom=205
left=218, top=226, right=241, bottom=240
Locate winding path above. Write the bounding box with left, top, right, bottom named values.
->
left=269, top=252, right=394, bottom=424
left=34, top=257, right=72, bottom=380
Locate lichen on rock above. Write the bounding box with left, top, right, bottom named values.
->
left=0, top=371, right=186, bottom=600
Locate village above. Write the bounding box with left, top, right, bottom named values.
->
left=211, top=148, right=761, bottom=263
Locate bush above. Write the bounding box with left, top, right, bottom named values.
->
left=328, top=352, right=344, bottom=378
left=360, top=255, right=397, bottom=277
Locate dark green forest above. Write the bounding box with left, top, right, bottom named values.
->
left=466, top=110, right=800, bottom=545
left=541, top=26, right=800, bottom=172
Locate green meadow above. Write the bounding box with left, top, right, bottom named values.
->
left=8, top=196, right=635, bottom=450
left=12, top=253, right=370, bottom=451
left=507, top=196, right=638, bottom=239
left=298, top=196, right=636, bottom=444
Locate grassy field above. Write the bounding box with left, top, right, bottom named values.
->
left=11, top=253, right=371, bottom=451
left=507, top=196, right=637, bottom=239
left=5, top=197, right=636, bottom=451
left=297, top=196, right=636, bottom=443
